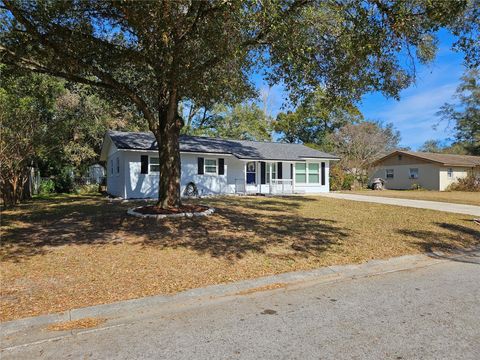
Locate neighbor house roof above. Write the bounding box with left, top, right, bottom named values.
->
left=374, top=150, right=480, bottom=167
left=104, top=131, right=339, bottom=161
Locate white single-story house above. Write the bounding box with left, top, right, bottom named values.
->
left=100, top=131, right=339, bottom=199
left=371, top=150, right=480, bottom=191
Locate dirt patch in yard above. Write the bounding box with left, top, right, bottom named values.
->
left=1, top=194, right=479, bottom=322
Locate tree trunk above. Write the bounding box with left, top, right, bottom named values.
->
left=155, top=88, right=183, bottom=209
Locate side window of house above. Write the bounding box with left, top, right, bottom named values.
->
left=110, top=159, right=114, bottom=175
left=409, top=168, right=418, bottom=179
left=150, top=157, right=160, bottom=172
left=386, top=169, right=394, bottom=179
left=205, top=159, right=217, bottom=174
left=447, top=168, right=453, bottom=178
left=116, top=157, right=120, bottom=174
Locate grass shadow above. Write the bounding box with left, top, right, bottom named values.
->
left=1, top=195, right=350, bottom=262
left=397, top=221, right=480, bottom=256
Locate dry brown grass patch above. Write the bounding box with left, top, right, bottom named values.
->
left=235, top=283, right=287, bottom=296
left=46, top=317, right=106, bottom=331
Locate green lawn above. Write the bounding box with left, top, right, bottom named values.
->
left=1, top=194, right=478, bottom=321
left=341, top=190, right=480, bottom=206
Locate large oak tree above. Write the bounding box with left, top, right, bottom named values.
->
left=1, top=0, right=477, bottom=207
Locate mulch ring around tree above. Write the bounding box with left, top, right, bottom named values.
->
left=127, top=204, right=214, bottom=219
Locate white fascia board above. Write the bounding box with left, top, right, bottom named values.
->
left=116, top=149, right=234, bottom=157
left=299, top=157, right=339, bottom=161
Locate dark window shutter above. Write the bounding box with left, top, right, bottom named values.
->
left=260, top=162, right=266, bottom=184
left=321, top=162, right=326, bottom=185
left=198, top=157, right=204, bottom=175
left=141, top=155, right=149, bottom=174
left=290, top=164, right=293, bottom=179
left=218, top=158, right=225, bottom=175
left=277, top=162, right=283, bottom=179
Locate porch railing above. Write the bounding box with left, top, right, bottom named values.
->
left=270, top=179, right=294, bottom=194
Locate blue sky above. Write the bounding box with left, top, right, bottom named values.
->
left=254, top=30, right=466, bottom=150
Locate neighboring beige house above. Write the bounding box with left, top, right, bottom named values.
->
left=371, top=150, right=480, bottom=191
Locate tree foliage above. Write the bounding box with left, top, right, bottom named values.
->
left=330, top=121, right=401, bottom=186
left=0, top=67, right=143, bottom=205
left=0, top=66, right=62, bottom=205
left=274, top=90, right=363, bottom=146
left=184, top=103, right=272, bottom=141
left=1, top=0, right=477, bottom=207
left=437, top=68, right=480, bottom=155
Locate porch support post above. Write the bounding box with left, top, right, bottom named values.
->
left=244, top=162, right=247, bottom=194
left=292, top=162, right=296, bottom=193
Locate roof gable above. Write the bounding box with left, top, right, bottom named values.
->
left=105, top=131, right=339, bottom=161
left=375, top=150, right=480, bottom=167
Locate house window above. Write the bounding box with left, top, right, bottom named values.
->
left=386, top=169, right=394, bottom=179
left=409, top=168, right=418, bottom=179
left=295, top=163, right=307, bottom=183
left=116, top=157, right=120, bottom=174
left=398, top=154, right=403, bottom=161
left=246, top=161, right=256, bottom=184
left=267, top=163, right=277, bottom=183
left=295, top=162, right=321, bottom=184
left=204, top=159, right=217, bottom=174
left=447, top=168, right=453, bottom=178
left=150, top=157, right=160, bottom=172
left=308, top=163, right=319, bottom=183
left=110, top=160, right=114, bottom=175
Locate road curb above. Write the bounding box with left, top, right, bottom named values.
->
left=2, top=249, right=478, bottom=350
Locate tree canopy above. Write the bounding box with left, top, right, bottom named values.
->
left=274, top=90, right=363, bottom=146
left=437, top=68, right=480, bottom=155
left=1, top=0, right=478, bottom=207
left=184, top=102, right=272, bottom=141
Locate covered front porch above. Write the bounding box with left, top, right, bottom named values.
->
left=234, top=160, right=296, bottom=195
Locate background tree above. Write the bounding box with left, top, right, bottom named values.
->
left=274, top=90, right=363, bottom=147
left=0, top=66, right=143, bottom=205
left=0, top=66, right=62, bottom=205
left=184, top=103, right=272, bottom=141
left=1, top=0, right=477, bottom=208
left=330, top=121, right=401, bottom=187
left=437, top=68, right=480, bottom=155
left=418, top=139, right=468, bottom=154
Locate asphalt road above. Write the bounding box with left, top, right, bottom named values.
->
left=3, top=255, right=479, bottom=360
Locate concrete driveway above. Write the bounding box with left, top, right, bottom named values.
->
left=318, top=192, right=480, bottom=216
left=2, top=250, right=479, bottom=360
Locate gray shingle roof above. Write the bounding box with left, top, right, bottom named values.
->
left=107, top=131, right=339, bottom=161
left=375, top=150, right=480, bottom=167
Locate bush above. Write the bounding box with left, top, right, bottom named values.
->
left=330, top=165, right=355, bottom=191
left=39, top=178, right=56, bottom=195
left=446, top=172, right=480, bottom=192
left=74, top=184, right=100, bottom=194
left=410, top=183, right=423, bottom=190
left=54, top=167, right=75, bottom=193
